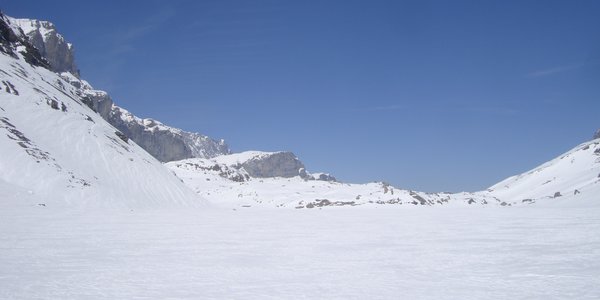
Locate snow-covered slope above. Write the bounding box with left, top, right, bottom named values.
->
left=0, top=14, right=201, bottom=208
left=486, top=137, right=600, bottom=204
left=167, top=137, right=600, bottom=208
left=9, top=15, right=230, bottom=163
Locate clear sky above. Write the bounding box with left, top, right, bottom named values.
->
left=2, top=0, right=599, bottom=192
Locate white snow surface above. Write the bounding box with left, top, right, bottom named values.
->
left=0, top=49, right=202, bottom=208
left=0, top=205, right=599, bottom=299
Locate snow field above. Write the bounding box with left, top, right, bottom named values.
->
left=1, top=205, right=599, bottom=299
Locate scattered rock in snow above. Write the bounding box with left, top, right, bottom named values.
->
left=2, top=80, right=18, bottom=95
left=409, top=191, right=428, bottom=205
left=47, top=98, right=59, bottom=110
left=303, top=199, right=357, bottom=208
left=115, top=131, right=129, bottom=143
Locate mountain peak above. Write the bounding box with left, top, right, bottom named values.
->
left=594, top=129, right=600, bottom=140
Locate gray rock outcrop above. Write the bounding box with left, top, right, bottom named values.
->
left=11, top=18, right=79, bottom=77
left=240, top=152, right=305, bottom=178
left=81, top=90, right=113, bottom=119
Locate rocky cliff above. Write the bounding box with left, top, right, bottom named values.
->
left=9, top=17, right=79, bottom=77
left=108, top=107, right=230, bottom=162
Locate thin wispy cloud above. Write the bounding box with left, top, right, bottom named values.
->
left=360, top=104, right=405, bottom=112
left=107, top=8, right=176, bottom=56
left=461, top=105, right=519, bottom=116
left=527, top=63, right=584, bottom=78
left=90, top=8, right=176, bottom=91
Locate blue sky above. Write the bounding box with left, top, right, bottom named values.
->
left=3, top=0, right=600, bottom=192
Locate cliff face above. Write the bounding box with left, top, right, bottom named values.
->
left=9, top=18, right=79, bottom=77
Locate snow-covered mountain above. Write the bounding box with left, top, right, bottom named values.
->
left=0, top=13, right=201, bottom=208
left=10, top=15, right=230, bottom=162
left=167, top=136, right=600, bottom=208
left=1, top=12, right=598, bottom=210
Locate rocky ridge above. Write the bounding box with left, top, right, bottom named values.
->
left=173, top=151, right=336, bottom=181
left=0, top=13, right=202, bottom=207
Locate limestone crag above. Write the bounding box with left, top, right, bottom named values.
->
left=108, top=107, right=230, bottom=162
left=10, top=17, right=79, bottom=76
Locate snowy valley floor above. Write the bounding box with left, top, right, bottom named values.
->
left=1, top=205, right=599, bottom=299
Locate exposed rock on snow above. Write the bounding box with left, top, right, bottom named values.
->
left=299, top=168, right=336, bottom=181
left=189, top=151, right=336, bottom=180
left=168, top=159, right=250, bottom=183
left=234, top=151, right=305, bottom=178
